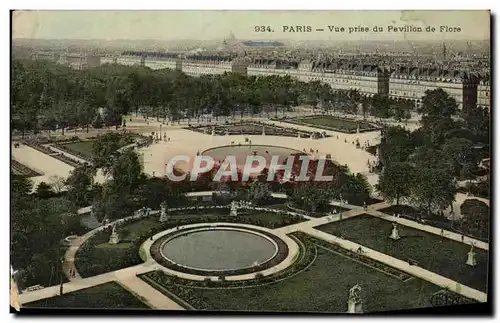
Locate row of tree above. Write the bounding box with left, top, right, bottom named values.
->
left=12, top=58, right=419, bottom=137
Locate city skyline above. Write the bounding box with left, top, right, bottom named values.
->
left=13, top=10, right=490, bottom=41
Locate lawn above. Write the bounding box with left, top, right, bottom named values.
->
left=57, top=140, right=96, bottom=160
left=75, top=216, right=162, bottom=277
left=285, top=116, right=378, bottom=133
left=23, top=282, right=150, bottom=309
left=143, top=243, right=443, bottom=313
left=317, top=214, right=489, bottom=292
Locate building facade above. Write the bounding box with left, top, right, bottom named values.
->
left=477, top=79, right=490, bottom=110
left=389, top=67, right=479, bottom=110
left=102, top=52, right=486, bottom=110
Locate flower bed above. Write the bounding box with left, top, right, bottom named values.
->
left=11, top=159, right=43, bottom=177
left=276, top=116, right=380, bottom=134
left=23, top=141, right=84, bottom=167
left=187, top=121, right=330, bottom=139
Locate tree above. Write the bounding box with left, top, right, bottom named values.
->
left=441, top=137, right=475, bottom=177
left=109, top=148, right=144, bottom=194
left=49, top=175, right=66, bottom=193
left=377, top=162, right=415, bottom=205
left=35, top=182, right=54, bottom=199
left=92, top=192, right=135, bottom=222
left=66, top=165, right=95, bottom=206
left=410, top=166, right=456, bottom=214
left=92, top=133, right=123, bottom=171
left=460, top=199, right=490, bottom=239
left=11, top=196, right=81, bottom=287
left=379, top=126, right=416, bottom=164
left=247, top=182, right=271, bottom=205
left=419, top=88, right=457, bottom=119
left=290, top=184, right=333, bottom=213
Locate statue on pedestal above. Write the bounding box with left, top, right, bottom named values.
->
left=108, top=224, right=120, bottom=245
left=389, top=222, right=401, bottom=240
left=262, top=126, right=266, bottom=136
left=159, top=202, right=169, bottom=222
left=211, top=127, right=215, bottom=136
left=466, top=243, right=478, bottom=266
left=347, top=284, right=363, bottom=314
left=230, top=201, right=238, bottom=217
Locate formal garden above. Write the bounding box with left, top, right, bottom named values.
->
left=11, top=159, right=43, bottom=178
left=53, top=132, right=147, bottom=162
left=23, top=282, right=150, bottom=309
left=277, top=115, right=379, bottom=133
left=188, top=121, right=329, bottom=139
left=74, top=207, right=306, bottom=278
left=379, top=202, right=490, bottom=243
left=138, top=232, right=451, bottom=313
left=317, top=214, right=489, bottom=292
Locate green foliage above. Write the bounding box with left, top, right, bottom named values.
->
left=65, top=165, right=94, bottom=206
left=11, top=194, right=83, bottom=287
left=290, top=184, right=334, bottom=213
left=377, top=162, right=415, bottom=205
left=419, top=88, right=457, bottom=119
left=35, top=182, right=55, bottom=199
left=459, top=199, right=490, bottom=239
left=24, top=282, right=150, bottom=309
left=379, top=126, right=416, bottom=163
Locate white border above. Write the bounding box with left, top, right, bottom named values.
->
left=3, top=2, right=497, bottom=323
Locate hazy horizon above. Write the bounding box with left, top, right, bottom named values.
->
left=13, top=10, right=490, bottom=41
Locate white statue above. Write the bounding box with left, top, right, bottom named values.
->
left=230, top=201, right=238, bottom=217
left=109, top=224, right=120, bottom=245
left=466, top=243, right=478, bottom=266
left=389, top=222, right=401, bottom=240
left=159, top=202, right=169, bottom=222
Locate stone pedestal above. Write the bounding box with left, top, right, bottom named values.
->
left=262, top=127, right=266, bottom=136
left=389, top=223, right=401, bottom=240
left=347, top=284, right=363, bottom=314
left=297, top=133, right=301, bottom=138
left=466, top=245, right=477, bottom=266
left=347, top=299, right=363, bottom=314
left=310, top=134, right=314, bottom=139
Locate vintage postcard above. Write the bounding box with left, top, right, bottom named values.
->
left=11, top=10, right=490, bottom=314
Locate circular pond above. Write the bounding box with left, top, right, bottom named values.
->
left=160, top=228, right=278, bottom=271
left=202, top=144, right=305, bottom=168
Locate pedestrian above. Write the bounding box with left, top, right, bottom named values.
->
left=461, top=235, right=464, bottom=242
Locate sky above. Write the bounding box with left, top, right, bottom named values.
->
left=12, top=10, right=490, bottom=41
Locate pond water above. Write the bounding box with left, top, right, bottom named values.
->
left=161, top=228, right=278, bottom=271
